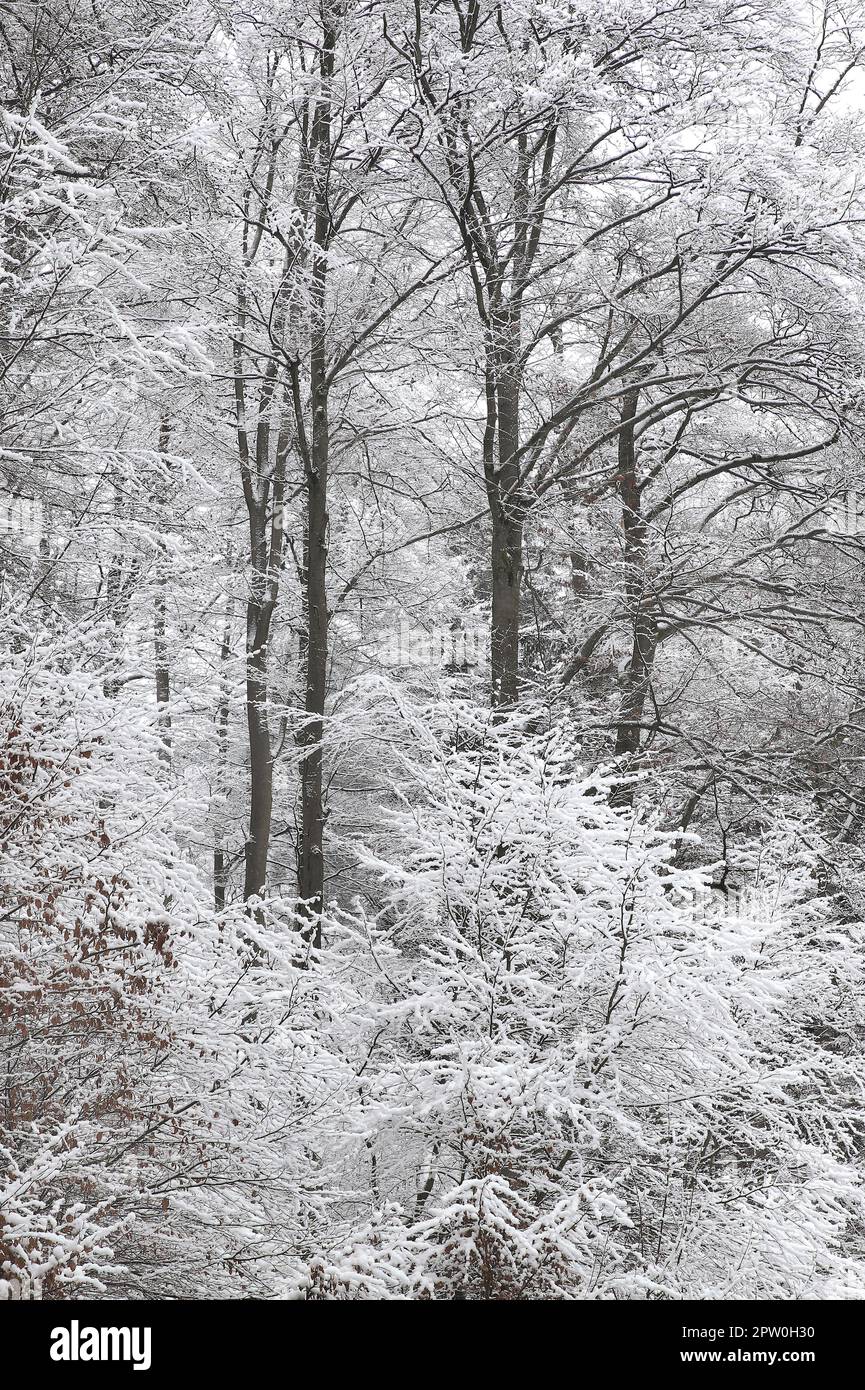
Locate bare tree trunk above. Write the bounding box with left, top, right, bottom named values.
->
left=298, top=398, right=327, bottom=937
left=612, top=386, right=658, bottom=802
left=295, top=19, right=335, bottom=947
left=241, top=405, right=288, bottom=903
left=243, top=591, right=272, bottom=901
left=490, top=509, right=523, bottom=706
left=488, top=317, right=524, bottom=708
left=229, top=55, right=295, bottom=909
left=615, top=613, right=658, bottom=762
left=235, top=337, right=288, bottom=904
left=213, top=603, right=232, bottom=911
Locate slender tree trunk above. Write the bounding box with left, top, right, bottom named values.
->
left=243, top=497, right=273, bottom=902
left=213, top=603, right=232, bottom=911
left=241, top=409, right=288, bottom=903
left=230, top=54, right=295, bottom=906
left=297, top=21, right=335, bottom=946
left=490, top=508, right=523, bottom=706
left=235, top=240, right=289, bottom=907
left=614, top=613, right=658, bottom=762
left=299, top=400, right=328, bottom=936
left=488, top=315, right=524, bottom=708
left=613, top=386, right=658, bottom=801
left=243, top=651, right=271, bottom=899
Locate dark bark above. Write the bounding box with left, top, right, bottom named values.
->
left=237, top=350, right=289, bottom=903
left=230, top=57, right=295, bottom=908
left=213, top=609, right=232, bottom=912
left=296, top=20, right=335, bottom=947
left=298, top=388, right=328, bottom=938
left=243, top=597, right=272, bottom=902
left=487, top=315, right=525, bottom=708
left=612, top=386, right=658, bottom=802
left=407, top=38, right=559, bottom=709
left=490, top=507, right=523, bottom=707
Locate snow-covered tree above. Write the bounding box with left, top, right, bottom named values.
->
left=4, top=0, right=865, bottom=1304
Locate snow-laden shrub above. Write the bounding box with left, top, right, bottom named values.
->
left=0, top=615, right=352, bottom=1298
left=5, top=633, right=864, bottom=1300
left=293, top=700, right=865, bottom=1299
left=0, top=620, right=190, bottom=1297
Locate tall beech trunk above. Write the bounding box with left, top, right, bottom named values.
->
left=236, top=339, right=289, bottom=903
left=482, top=125, right=539, bottom=708
left=243, top=595, right=272, bottom=901
left=490, top=508, right=523, bottom=706
left=613, top=386, right=658, bottom=802
left=298, top=386, right=328, bottom=938
left=487, top=312, right=524, bottom=708
left=213, top=603, right=232, bottom=911
left=411, top=50, right=558, bottom=709
left=296, top=20, right=335, bottom=946
left=230, top=53, right=297, bottom=908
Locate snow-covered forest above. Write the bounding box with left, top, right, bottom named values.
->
left=3, top=0, right=865, bottom=1302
